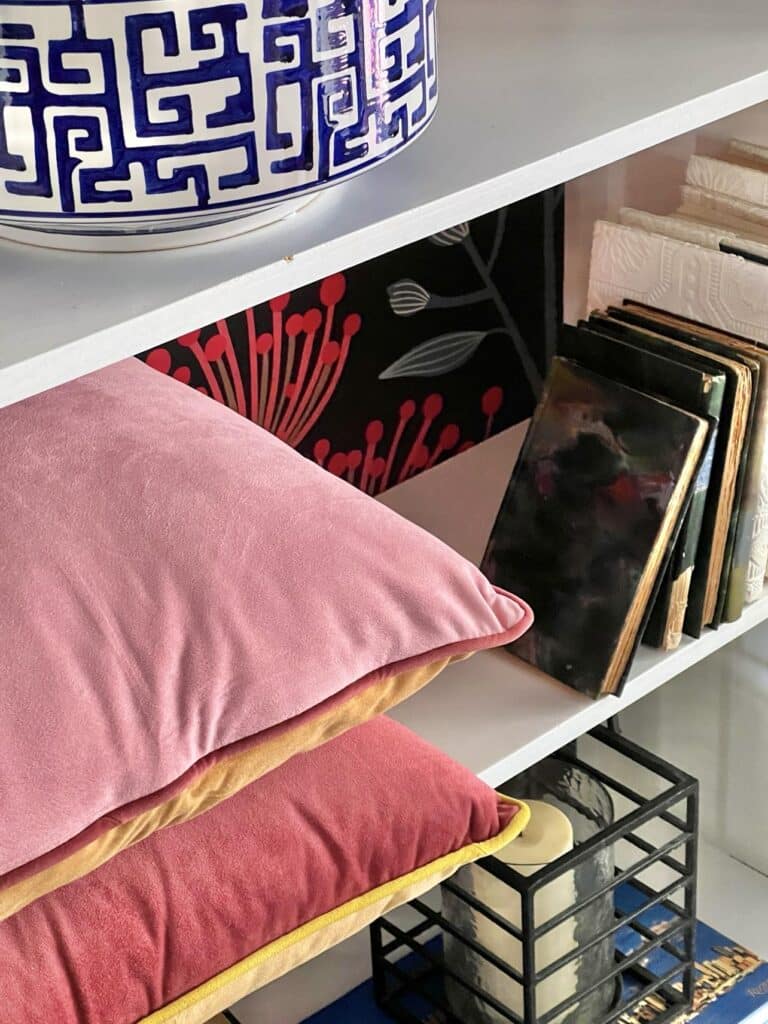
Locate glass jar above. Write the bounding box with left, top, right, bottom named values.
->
left=443, top=756, right=616, bottom=1023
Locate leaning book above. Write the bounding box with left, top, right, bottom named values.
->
left=559, top=323, right=723, bottom=650
left=480, top=357, right=708, bottom=698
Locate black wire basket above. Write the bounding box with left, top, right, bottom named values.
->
left=370, top=724, right=699, bottom=1024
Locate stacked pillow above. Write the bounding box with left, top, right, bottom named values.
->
left=0, top=360, right=534, bottom=1023
left=1, top=718, right=529, bottom=1024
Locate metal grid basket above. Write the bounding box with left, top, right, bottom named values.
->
left=370, top=725, right=699, bottom=1024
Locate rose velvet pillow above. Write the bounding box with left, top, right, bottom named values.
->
left=0, top=359, right=532, bottom=920
left=0, top=717, right=530, bottom=1024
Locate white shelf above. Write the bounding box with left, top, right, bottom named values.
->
left=233, top=930, right=372, bottom=1024
left=380, top=424, right=768, bottom=788
left=5, top=0, right=768, bottom=406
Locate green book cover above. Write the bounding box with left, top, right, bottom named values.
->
left=610, top=304, right=761, bottom=627
left=480, top=358, right=707, bottom=698
left=560, top=324, right=724, bottom=648
left=588, top=311, right=752, bottom=637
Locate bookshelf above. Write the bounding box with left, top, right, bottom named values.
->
left=228, top=425, right=768, bottom=1024
left=6, top=3, right=768, bottom=1022
left=4, top=0, right=768, bottom=407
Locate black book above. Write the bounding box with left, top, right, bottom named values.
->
left=560, top=324, right=724, bottom=649
left=480, top=358, right=708, bottom=698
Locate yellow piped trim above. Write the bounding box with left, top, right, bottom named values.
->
left=0, top=656, right=460, bottom=922
left=140, top=796, right=530, bottom=1024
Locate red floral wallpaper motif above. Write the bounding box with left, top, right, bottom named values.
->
left=313, top=386, right=504, bottom=495
left=146, top=273, right=360, bottom=449
left=145, top=271, right=508, bottom=497
left=140, top=191, right=563, bottom=495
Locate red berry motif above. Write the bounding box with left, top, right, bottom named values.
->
left=482, top=386, right=503, bottom=417
left=146, top=348, right=171, bottom=374
left=365, top=420, right=384, bottom=445
left=328, top=453, right=347, bottom=476
left=286, top=313, right=304, bottom=336
left=204, top=334, right=226, bottom=362
left=314, top=439, right=331, bottom=462
left=320, top=341, right=340, bottom=365
left=343, top=313, right=362, bottom=336
left=423, top=393, right=443, bottom=419
left=320, top=273, right=346, bottom=307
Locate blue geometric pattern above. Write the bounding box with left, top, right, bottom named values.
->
left=0, top=0, right=437, bottom=229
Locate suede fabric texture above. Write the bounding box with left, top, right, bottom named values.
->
left=140, top=796, right=527, bottom=1024
left=0, top=718, right=525, bottom=1024
left=0, top=359, right=533, bottom=897
left=0, top=654, right=461, bottom=922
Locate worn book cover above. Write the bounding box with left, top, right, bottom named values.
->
left=587, top=311, right=750, bottom=637
left=678, top=184, right=768, bottom=241
left=616, top=883, right=768, bottom=1024
left=559, top=324, right=723, bottom=649
left=619, top=206, right=768, bottom=263
left=614, top=304, right=766, bottom=623
left=730, top=137, right=768, bottom=173
left=620, top=304, right=768, bottom=615
left=480, top=358, right=707, bottom=698
left=686, top=154, right=768, bottom=207
left=587, top=221, right=765, bottom=623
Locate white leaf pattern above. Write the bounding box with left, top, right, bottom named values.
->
left=429, top=222, right=470, bottom=247
left=378, top=331, right=488, bottom=379
left=387, top=279, right=431, bottom=316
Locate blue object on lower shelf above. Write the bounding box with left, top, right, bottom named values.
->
left=616, top=883, right=768, bottom=1023
left=301, top=979, right=394, bottom=1024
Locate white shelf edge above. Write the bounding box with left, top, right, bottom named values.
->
left=7, top=69, right=768, bottom=411
left=6, top=0, right=768, bottom=406
left=493, top=588, right=768, bottom=787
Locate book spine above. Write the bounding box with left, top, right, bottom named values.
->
left=667, top=430, right=716, bottom=646
left=725, top=404, right=768, bottom=619
left=751, top=457, right=768, bottom=602
left=663, top=566, right=694, bottom=649
left=648, top=430, right=715, bottom=649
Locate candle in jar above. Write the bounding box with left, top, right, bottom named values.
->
left=443, top=800, right=578, bottom=1023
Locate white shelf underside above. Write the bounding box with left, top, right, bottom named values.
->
left=5, top=0, right=768, bottom=406
left=234, top=424, right=768, bottom=1023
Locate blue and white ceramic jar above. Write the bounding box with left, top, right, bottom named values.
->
left=0, top=0, right=437, bottom=250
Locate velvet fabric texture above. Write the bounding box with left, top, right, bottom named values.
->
left=0, top=718, right=525, bottom=1024
left=0, top=359, right=532, bottom=904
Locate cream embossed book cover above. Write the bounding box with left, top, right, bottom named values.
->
left=588, top=221, right=768, bottom=612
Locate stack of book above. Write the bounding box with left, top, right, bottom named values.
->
left=585, top=140, right=768, bottom=642
left=481, top=139, right=768, bottom=700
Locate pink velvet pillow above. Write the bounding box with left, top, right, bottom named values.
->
left=0, top=717, right=529, bottom=1024
left=0, top=359, right=532, bottom=919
